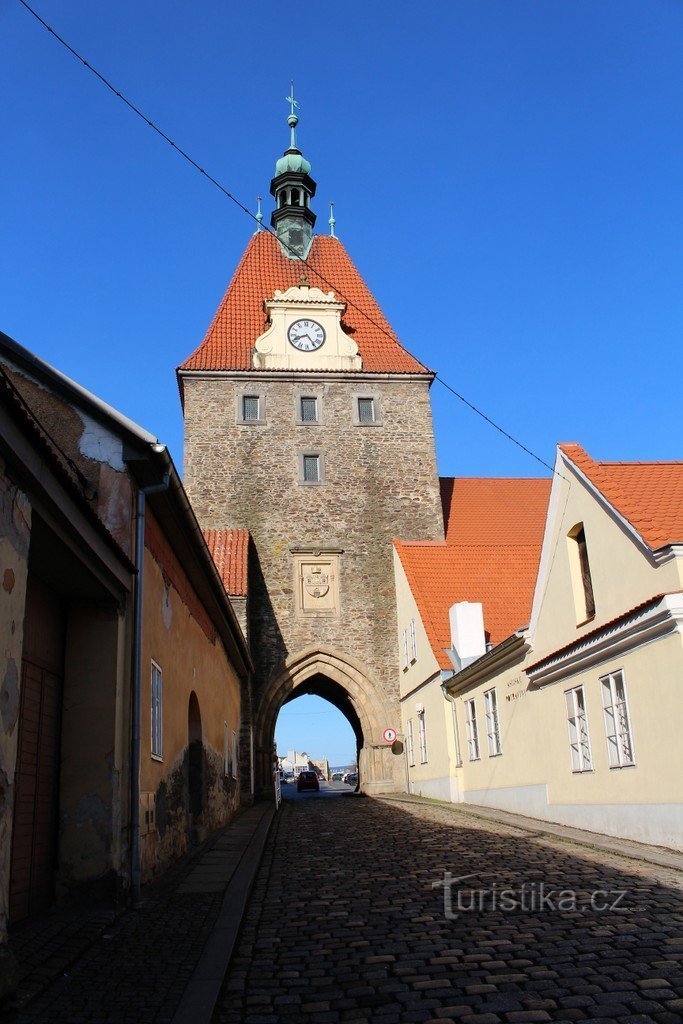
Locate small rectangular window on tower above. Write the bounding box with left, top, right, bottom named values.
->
left=303, top=455, right=320, bottom=483
left=357, top=397, right=376, bottom=423
left=242, top=395, right=260, bottom=421
left=300, top=397, right=318, bottom=422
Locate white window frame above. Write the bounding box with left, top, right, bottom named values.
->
left=151, top=660, right=163, bottom=760
left=231, top=730, right=238, bottom=780
left=224, top=722, right=230, bottom=777
left=407, top=718, right=415, bottom=766
left=465, top=698, right=480, bottom=761
left=565, top=685, right=592, bottom=773
left=409, top=618, right=417, bottom=662
left=418, top=711, right=428, bottom=763
left=401, top=628, right=409, bottom=671
left=484, top=688, right=502, bottom=757
left=601, top=670, right=635, bottom=768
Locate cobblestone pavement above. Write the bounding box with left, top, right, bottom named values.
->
left=7, top=834, right=228, bottom=1024
left=215, top=795, right=683, bottom=1024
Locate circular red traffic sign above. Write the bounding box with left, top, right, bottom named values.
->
left=382, top=727, right=398, bottom=744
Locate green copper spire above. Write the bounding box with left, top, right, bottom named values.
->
left=285, top=81, right=299, bottom=150
left=254, top=196, right=263, bottom=233
left=270, top=83, right=317, bottom=259
left=275, top=81, right=311, bottom=176
left=329, top=201, right=336, bottom=238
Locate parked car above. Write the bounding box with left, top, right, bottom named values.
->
left=345, top=772, right=359, bottom=786
left=297, top=770, right=320, bottom=792
left=332, top=772, right=343, bottom=782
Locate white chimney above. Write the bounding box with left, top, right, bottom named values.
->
left=449, top=602, right=486, bottom=669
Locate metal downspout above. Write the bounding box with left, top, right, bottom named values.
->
left=131, top=471, right=170, bottom=908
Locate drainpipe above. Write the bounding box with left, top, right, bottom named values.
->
left=130, top=458, right=170, bottom=909
left=441, top=677, right=463, bottom=776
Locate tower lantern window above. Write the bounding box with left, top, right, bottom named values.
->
left=291, top=189, right=300, bottom=207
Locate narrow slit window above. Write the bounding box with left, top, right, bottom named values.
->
left=303, top=455, right=320, bottom=482
left=300, top=397, right=318, bottom=422
left=242, top=395, right=260, bottom=421
left=568, top=523, right=595, bottom=622
left=358, top=397, right=375, bottom=423
left=151, top=661, right=163, bottom=759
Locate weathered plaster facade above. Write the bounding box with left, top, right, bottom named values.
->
left=0, top=462, right=30, bottom=954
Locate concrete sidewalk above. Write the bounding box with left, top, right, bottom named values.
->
left=7, top=801, right=276, bottom=1023
left=379, top=792, right=683, bottom=872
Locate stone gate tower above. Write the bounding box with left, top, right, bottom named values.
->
left=178, top=94, right=444, bottom=794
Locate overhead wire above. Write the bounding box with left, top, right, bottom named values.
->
left=17, top=0, right=564, bottom=480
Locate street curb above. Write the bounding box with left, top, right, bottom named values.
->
left=377, top=794, right=683, bottom=873
left=170, top=802, right=277, bottom=1024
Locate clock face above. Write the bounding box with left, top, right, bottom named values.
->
left=288, top=319, right=326, bottom=352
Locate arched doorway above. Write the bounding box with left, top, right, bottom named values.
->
left=255, top=646, right=401, bottom=798
left=187, top=692, right=203, bottom=829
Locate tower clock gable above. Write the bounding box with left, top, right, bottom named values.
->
left=253, top=283, right=361, bottom=371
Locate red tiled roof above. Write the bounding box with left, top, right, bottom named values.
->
left=203, top=529, right=249, bottom=597
left=440, top=477, right=552, bottom=544
left=395, top=542, right=542, bottom=670
left=560, top=443, right=683, bottom=550
left=397, top=478, right=550, bottom=669
left=179, top=232, right=430, bottom=375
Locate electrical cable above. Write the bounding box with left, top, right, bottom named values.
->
left=17, top=0, right=564, bottom=479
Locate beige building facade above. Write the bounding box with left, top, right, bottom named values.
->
left=396, top=447, right=683, bottom=852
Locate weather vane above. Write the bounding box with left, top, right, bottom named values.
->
left=285, top=81, right=300, bottom=149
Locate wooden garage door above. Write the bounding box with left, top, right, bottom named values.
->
left=10, top=575, right=65, bottom=923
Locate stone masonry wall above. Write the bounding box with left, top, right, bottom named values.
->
left=183, top=376, right=444, bottom=750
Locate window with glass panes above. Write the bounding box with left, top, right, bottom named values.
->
left=151, top=661, right=163, bottom=759
left=484, top=688, right=502, bottom=756
left=303, top=455, right=320, bottom=482
left=300, top=396, right=318, bottom=422
left=357, top=397, right=375, bottom=423
left=407, top=719, right=415, bottom=766
left=242, top=395, right=260, bottom=421
left=565, top=685, right=592, bottom=772
left=601, top=671, right=634, bottom=767
left=418, top=712, right=428, bottom=763
left=465, top=698, right=480, bottom=760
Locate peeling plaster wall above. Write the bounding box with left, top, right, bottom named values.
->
left=139, top=545, right=242, bottom=879
left=0, top=459, right=31, bottom=945
left=0, top=362, right=134, bottom=559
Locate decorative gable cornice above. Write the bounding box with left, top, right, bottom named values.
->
left=527, top=592, right=683, bottom=687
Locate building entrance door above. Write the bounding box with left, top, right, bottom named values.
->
left=10, top=574, right=66, bottom=922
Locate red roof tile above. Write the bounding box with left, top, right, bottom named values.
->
left=203, top=529, right=249, bottom=597
left=397, top=478, right=550, bottom=669
left=440, top=477, right=552, bottom=544
left=395, top=542, right=542, bottom=670
left=560, top=443, right=683, bottom=550
left=179, top=232, right=430, bottom=375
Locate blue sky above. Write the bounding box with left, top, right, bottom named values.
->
left=3, top=1, right=682, bottom=758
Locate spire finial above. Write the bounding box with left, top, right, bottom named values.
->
left=285, top=80, right=300, bottom=150
left=254, top=196, right=263, bottom=233
left=329, top=201, right=336, bottom=238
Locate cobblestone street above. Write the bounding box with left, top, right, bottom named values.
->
left=216, top=796, right=683, bottom=1024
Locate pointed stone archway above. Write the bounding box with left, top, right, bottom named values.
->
left=254, top=645, right=403, bottom=797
